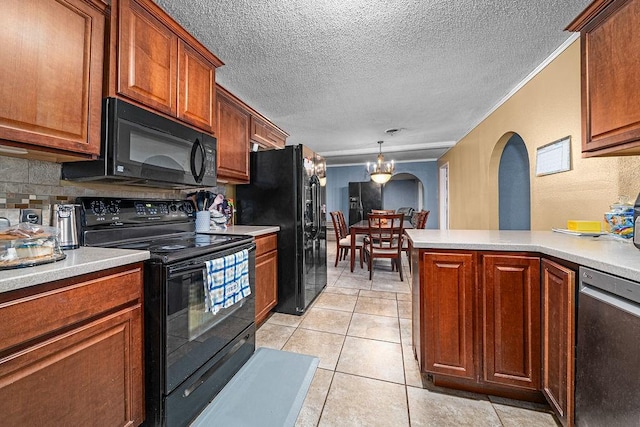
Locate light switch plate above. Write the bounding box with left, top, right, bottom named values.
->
left=20, top=208, right=42, bottom=224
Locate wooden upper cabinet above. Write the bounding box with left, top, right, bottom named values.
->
left=114, top=0, right=222, bottom=133
left=422, top=251, right=476, bottom=380
left=567, top=0, right=640, bottom=156
left=250, top=115, right=287, bottom=149
left=541, top=259, right=576, bottom=427
left=0, top=0, right=106, bottom=160
left=178, top=41, right=216, bottom=132
left=118, top=0, right=177, bottom=116
left=481, top=254, right=541, bottom=391
left=216, top=87, right=251, bottom=183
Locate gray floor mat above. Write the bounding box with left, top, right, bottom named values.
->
left=191, top=347, right=319, bottom=427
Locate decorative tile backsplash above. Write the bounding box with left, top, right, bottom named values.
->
left=0, top=156, right=226, bottom=226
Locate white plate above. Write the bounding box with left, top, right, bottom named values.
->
left=552, top=228, right=607, bottom=237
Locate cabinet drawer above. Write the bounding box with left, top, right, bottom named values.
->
left=0, top=264, right=143, bottom=353
left=255, top=233, right=278, bottom=257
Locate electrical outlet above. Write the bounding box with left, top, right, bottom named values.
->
left=20, top=208, right=42, bottom=224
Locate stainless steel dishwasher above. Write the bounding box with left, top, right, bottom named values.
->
left=575, top=267, right=640, bottom=426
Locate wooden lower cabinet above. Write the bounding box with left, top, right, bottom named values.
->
left=416, top=250, right=548, bottom=401
left=255, top=233, right=278, bottom=324
left=541, top=259, right=576, bottom=427
left=421, top=251, right=476, bottom=379
left=0, top=264, right=144, bottom=426
left=482, top=254, right=541, bottom=391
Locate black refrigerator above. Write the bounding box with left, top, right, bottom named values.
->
left=348, top=181, right=383, bottom=226
left=236, top=145, right=327, bottom=315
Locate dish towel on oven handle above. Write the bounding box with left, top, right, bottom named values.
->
left=204, top=248, right=251, bottom=314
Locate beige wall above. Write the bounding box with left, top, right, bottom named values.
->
left=439, top=40, right=640, bottom=231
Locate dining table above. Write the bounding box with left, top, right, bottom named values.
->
left=349, top=219, right=413, bottom=272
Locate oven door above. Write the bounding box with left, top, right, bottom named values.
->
left=163, top=242, right=256, bottom=393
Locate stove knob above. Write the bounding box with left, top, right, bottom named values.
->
left=183, top=202, right=193, bottom=213
left=108, top=203, right=120, bottom=214
left=169, top=204, right=178, bottom=212
left=91, top=200, right=106, bottom=215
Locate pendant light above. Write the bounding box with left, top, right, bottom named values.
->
left=367, top=141, right=394, bottom=184
left=316, top=157, right=327, bottom=186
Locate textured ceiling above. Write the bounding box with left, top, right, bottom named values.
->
left=154, top=0, right=591, bottom=165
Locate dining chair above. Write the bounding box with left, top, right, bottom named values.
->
left=416, top=210, right=430, bottom=229
left=330, top=211, right=364, bottom=268
left=340, top=211, right=365, bottom=268
left=371, top=209, right=395, bottom=215
left=404, top=210, right=429, bottom=271
left=364, top=212, right=405, bottom=281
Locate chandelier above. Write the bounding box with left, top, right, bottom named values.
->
left=367, top=141, right=395, bottom=184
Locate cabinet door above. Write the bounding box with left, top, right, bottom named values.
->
left=0, top=306, right=143, bottom=427
left=250, top=116, right=286, bottom=149
left=0, top=0, right=105, bottom=157
left=216, top=89, right=250, bottom=183
left=0, top=264, right=144, bottom=426
left=255, top=233, right=278, bottom=324
left=255, top=250, right=278, bottom=325
left=422, top=252, right=476, bottom=379
left=482, top=254, right=540, bottom=390
left=119, top=0, right=177, bottom=116
left=542, top=259, right=575, bottom=427
left=580, top=0, right=640, bottom=154
left=178, top=40, right=216, bottom=133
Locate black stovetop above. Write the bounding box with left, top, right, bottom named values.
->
left=78, top=197, right=253, bottom=264
left=115, top=232, right=252, bottom=263
left=115, top=233, right=244, bottom=253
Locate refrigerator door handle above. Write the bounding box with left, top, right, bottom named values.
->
left=315, top=177, right=322, bottom=237
left=310, top=175, right=320, bottom=239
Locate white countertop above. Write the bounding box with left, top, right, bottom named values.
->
left=200, top=225, right=280, bottom=237
left=0, top=225, right=280, bottom=295
left=406, top=229, right=640, bottom=282
left=0, top=247, right=150, bottom=294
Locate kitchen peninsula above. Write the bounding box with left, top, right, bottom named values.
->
left=405, top=229, right=640, bottom=281
left=406, top=229, right=640, bottom=427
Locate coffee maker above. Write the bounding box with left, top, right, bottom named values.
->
left=53, top=204, right=82, bottom=249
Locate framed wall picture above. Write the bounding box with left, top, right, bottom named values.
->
left=535, top=136, right=571, bottom=176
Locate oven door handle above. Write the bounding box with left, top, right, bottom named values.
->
left=167, top=243, right=256, bottom=276
left=169, top=264, right=207, bottom=277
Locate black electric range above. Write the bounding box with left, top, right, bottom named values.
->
left=77, top=197, right=256, bottom=427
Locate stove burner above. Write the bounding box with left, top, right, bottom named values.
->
left=120, top=242, right=150, bottom=250
left=156, top=244, right=187, bottom=252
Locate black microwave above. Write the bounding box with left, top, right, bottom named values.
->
left=62, top=98, right=216, bottom=188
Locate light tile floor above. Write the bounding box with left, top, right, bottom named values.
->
left=257, top=245, right=560, bottom=427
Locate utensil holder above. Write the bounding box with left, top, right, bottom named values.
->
left=195, top=211, right=210, bottom=233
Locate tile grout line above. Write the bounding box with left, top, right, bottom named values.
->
left=313, top=271, right=357, bottom=427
